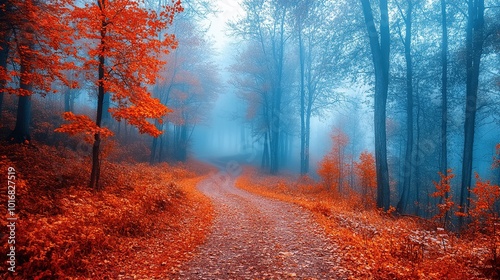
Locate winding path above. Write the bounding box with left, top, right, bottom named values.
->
left=170, top=175, right=345, bottom=279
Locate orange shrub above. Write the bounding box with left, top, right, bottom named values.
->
left=355, top=151, right=376, bottom=207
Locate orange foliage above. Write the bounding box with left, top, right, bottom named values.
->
left=468, top=173, right=500, bottom=274
left=55, top=112, right=113, bottom=143
left=1, top=0, right=77, bottom=96
left=236, top=167, right=490, bottom=279
left=355, top=151, right=376, bottom=207
left=431, top=169, right=455, bottom=228
left=65, top=0, right=182, bottom=137
left=0, top=142, right=213, bottom=279
left=317, top=128, right=350, bottom=193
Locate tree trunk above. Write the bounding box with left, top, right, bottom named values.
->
left=10, top=56, right=33, bottom=143
left=299, top=20, right=306, bottom=175
left=459, top=0, right=484, bottom=227
left=89, top=0, right=107, bottom=189
left=262, top=132, right=270, bottom=169
left=0, top=31, right=9, bottom=122
left=269, top=8, right=286, bottom=175
left=397, top=0, right=414, bottom=214
left=360, top=0, right=391, bottom=210
left=64, top=88, right=75, bottom=112
left=440, top=0, right=449, bottom=222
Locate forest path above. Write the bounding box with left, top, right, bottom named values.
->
left=169, top=173, right=345, bottom=279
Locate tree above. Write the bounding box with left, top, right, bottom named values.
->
left=431, top=169, right=454, bottom=229
left=439, top=0, right=449, bottom=216
left=1, top=0, right=75, bottom=143
left=230, top=0, right=291, bottom=174
left=58, top=0, right=182, bottom=189
left=0, top=0, right=11, bottom=122
left=355, top=151, right=377, bottom=207
left=459, top=0, right=485, bottom=226
left=318, top=128, right=350, bottom=193
left=293, top=0, right=342, bottom=175
left=359, top=0, right=391, bottom=210
left=396, top=0, right=414, bottom=214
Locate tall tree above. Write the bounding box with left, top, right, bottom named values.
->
left=0, top=0, right=10, bottom=122
left=459, top=0, right=485, bottom=225
left=360, top=0, right=391, bottom=210
left=439, top=0, right=449, bottom=221
left=58, top=0, right=182, bottom=189
left=230, top=0, right=290, bottom=174
left=396, top=0, right=414, bottom=214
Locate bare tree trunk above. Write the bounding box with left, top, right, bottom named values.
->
left=10, top=51, right=33, bottom=143
left=397, top=0, right=414, bottom=214
left=299, top=20, right=306, bottom=175
left=459, top=0, right=484, bottom=228
left=269, top=7, right=287, bottom=175
left=360, top=0, right=391, bottom=210
left=440, top=0, right=449, bottom=223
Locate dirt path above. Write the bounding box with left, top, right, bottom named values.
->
left=170, top=175, right=346, bottom=279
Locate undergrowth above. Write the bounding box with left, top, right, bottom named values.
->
left=0, top=141, right=214, bottom=279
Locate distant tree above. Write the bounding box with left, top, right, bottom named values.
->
left=355, top=151, right=377, bottom=207
left=57, top=0, right=182, bottom=189
left=359, top=0, right=391, bottom=210
left=293, top=0, right=343, bottom=175
left=318, top=128, right=350, bottom=193
left=230, top=0, right=291, bottom=174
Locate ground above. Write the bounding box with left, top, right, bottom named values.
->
left=170, top=175, right=348, bottom=279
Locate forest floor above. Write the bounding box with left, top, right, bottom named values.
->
left=1, top=133, right=498, bottom=279
left=234, top=167, right=498, bottom=279
left=169, top=173, right=348, bottom=279
left=0, top=140, right=215, bottom=279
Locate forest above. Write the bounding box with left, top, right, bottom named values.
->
left=0, top=0, right=499, bottom=279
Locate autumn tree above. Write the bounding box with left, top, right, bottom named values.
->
left=355, top=151, right=377, bottom=207
left=1, top=0, right=75, bottom=143
left=431, top=169, right=454, bottom=229
left=57, top=0, right=182, bottom=189
left=318, top=128, right=350, bottom=194
left=0, top=0, right=10, bottom=122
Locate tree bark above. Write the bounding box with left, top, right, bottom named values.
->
left=360, top=0, right=391, bottom=210
left=397, top=0, right=414, bottom=214
left=459, top=0, right=484, bottom=227
left=89, top=0, right=107, bottom=189
left=299, top=19, right=306, bottom=175
left=262, top=131, right=269, bottom=169
left=269, top=7, right=287, bottom=175
left=440, top=0, right=449, bottom=223
left=10, top=50, right=33, bottom=143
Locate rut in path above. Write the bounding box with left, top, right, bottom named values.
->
left=170, top=175, right=347, bottom=279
